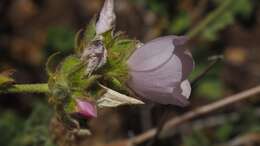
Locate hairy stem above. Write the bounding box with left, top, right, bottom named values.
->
left=0, top=83, right=49, bottom=94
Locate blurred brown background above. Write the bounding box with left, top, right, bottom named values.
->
left=0, top=0, right=260, bottom=146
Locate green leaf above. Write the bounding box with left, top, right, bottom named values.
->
left=48, top=56, right=82, bottom=105
left=64, top=98, right=77, bottom=113
left=106, top=32, right=136, bottom=65
left=84, top=16, right=97, bottom=45
left=74, top=29, right=84, bottom=55
left=45, top=52, right=62, bottom=76
left=59, top=55, right=82, bottom=76
left=100, top=32, right=137, bottom=92
left=103, top=30, right=115, bottom=49
left=75, top=16, right=97, bottom=55
left=111, top=38, right=137, bottom=62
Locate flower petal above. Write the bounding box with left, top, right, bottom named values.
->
left=127, top=54, right=184, bottom=105
left=128, top=36, right=179, bottom=71
left=172, top=36, right=188, bottom=46
left=174, top=49, right=195, bottom=79
left=127, top=35, right=194, bottom=106
left=180, top=80, right=191, bottom=99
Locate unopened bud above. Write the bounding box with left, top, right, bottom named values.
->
left=96, top=0, right=116, bottom=35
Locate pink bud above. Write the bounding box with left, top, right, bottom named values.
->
left=76, top=99, right=97, bottom=118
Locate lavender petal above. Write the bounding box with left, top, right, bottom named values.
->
left=127, top=35, right=194, bottom=106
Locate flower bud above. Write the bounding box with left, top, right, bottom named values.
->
left=81, top=40, right=107, bottom=75
left=127, top=36, right=194, bottom=107
left=76, top=99, right=97, bottom=118
left=96, top=0, right=116, bottom=35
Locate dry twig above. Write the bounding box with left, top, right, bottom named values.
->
left=217, top=132, right=260, bottom=146
left=129, top=85, right=260, bottom=145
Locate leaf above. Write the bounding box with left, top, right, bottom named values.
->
left=64, top=98, right=77, bottom=113
left=103, top=30, right=115, bottom=49
left=101, top=32, right=137, bottom=87
left=110, top=37, right=137, bottom=62
left=59, top=55, right=82, bottom=76
left=46, top=52, right=62, bottom=76
left=103, top=31, right=137, bottom=64
left=69, top=74, right=100, bottom=93
left=74, top=29, right=84, bottom=55
left=47, top=56, right=82, bottom=105
left=83, top=16, right=97, bottom=46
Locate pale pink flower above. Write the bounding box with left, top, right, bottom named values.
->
left=127, top=36, right=194, bottom=107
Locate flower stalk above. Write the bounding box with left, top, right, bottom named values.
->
left=0, top=83, right=49, bottom=94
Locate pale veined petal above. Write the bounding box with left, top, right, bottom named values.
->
left=127, top=35, right=194, bottom=106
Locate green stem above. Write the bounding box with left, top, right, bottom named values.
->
left=0, top=83, right=49, bottom=94
left=187, top=0, right=234, bottom=38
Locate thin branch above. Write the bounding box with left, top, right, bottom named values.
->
left=177, top=108, right=260, bottom=135
left=130, top=85, right=260, bottom=145
left=0, top=83, right=49, bottom=94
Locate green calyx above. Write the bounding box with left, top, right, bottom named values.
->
left=99, top=30, right=137, bottom=93
left=46, top=16, right=137, bottom=127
